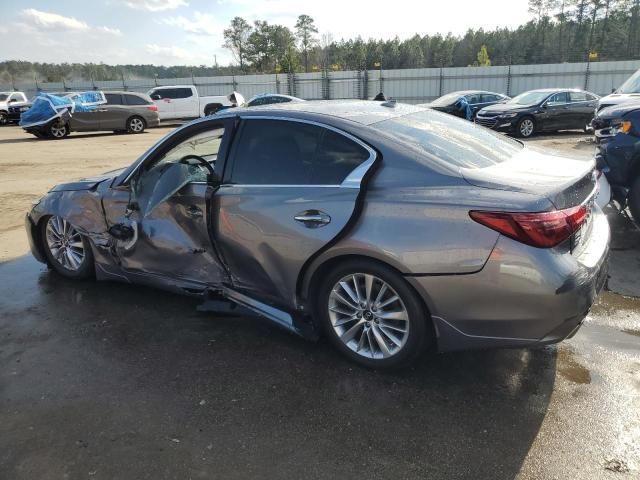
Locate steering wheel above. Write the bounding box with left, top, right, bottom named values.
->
left=179, top=154, right=216, bottom=179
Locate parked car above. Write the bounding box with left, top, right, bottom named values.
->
left=421, top=90, right=509, bottom=120
left=596, top=68, right=640, bottom=112
left=592, top=101, right=640, bottom=221
left=476, top=88, right=599, bottom=138
left=23, top=91, right=160, bottom=139
left=25, top=101, right=609, bottom=368
left=0, top=91, right=28, bottom=125
left=146, top=85, right=232, bottom=120
left=246, top=93, right=305, bottom=107
left=7, top=100, right=32, bottom=124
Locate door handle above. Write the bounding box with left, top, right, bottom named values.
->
left=186, top=205, right=203, bottom=218
left=294, top=210, right=331, bottom=228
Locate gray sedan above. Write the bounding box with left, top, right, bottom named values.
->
left=24, top=101, right=609, bottom=367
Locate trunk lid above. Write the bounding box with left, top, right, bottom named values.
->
left=461, top=147, right=596, bottom=210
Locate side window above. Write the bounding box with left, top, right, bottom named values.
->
left=177, top=88, right=194, bottom=99
left=248, top=97, right=265, bottom=107
left=158, top=89, right=177, bottom=99
left=481, top=94, right=498, bottom=103
left=230, top=119, right=369, bottom=185
left=104, top=93, right=123, bottom=105
left=125, top=94, right=151, bottom=105
left=466, top=94, right=479, bottom=104
left=570, top=91, right=588, bottom=102
left=548, top=92, right=569, bottom=105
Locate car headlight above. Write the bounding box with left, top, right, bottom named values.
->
left=611, top=120, right=632, bottom=135
left=500, top=113, right=518, bottom=118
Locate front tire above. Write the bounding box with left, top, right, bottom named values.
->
left=516, top=116, right=536, bottom=138
left=316, top=259, right=430, bottom=368
left=41, top=216, right=94, bottom=279
left=49, top=120, right=69, bottom=139
left=628, top=176, right=640, bottom=224
left=127, top=116, right=145, bottom=134
left=0, top=111, right=7, bottom=126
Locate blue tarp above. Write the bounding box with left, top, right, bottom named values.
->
left=20, top=91, right=106, bottom=128
left=454, top=96, right=473, bottom=120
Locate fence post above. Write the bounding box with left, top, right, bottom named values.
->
left=276, top=73, right=280, bottom=94
left=438, top=67, right=444, bottom=97
left=322, top=67, right=330, bottom=100
left=363, top=69, right=369, bottom=100
left=506, top=63, right=512, bottom=97
left=584, top=58, right=591, bottom=91
left=232, top=76, right=238, bottom=92
left=356, top=70, right=362, bottom=100
left=121, top=72, right=127, bottom=91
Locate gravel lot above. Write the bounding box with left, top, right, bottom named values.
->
left=0, top=125, right=638, bottom=479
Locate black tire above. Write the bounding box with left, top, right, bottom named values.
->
left=126, top=116, right=146, bottom=134
left=628, top=176, right=640, bottom=225
left=48, top=120, right=69, bottom=139
left=40, top=216, right=94, bottom=280
left=316, top=259, right=430, bottom=368
left=516, top=116, right=536, bottom=138
left=0, top=111, right=7, bottom=126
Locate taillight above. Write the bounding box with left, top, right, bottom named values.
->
left=148, top=104, right=158, bottom=112
left=469, top=205, right=588, bottom=248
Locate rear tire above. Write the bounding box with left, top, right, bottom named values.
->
left=316, top=259, right=430, bottom=368
left=0, top=111, right=7, bottom=126
left=41, top=216, right=94, bottom=280
left=126, top=116, right=145, bottom=134
left=628, top=176, right=640, bottom=224
left=516, top=116, right=536, bottom=138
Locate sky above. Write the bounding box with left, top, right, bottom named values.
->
left=0, top=0, right=533, bottom=66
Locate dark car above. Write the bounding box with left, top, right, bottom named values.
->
left=476, top=88, right=599, bottom=138
left=421, top=91, right=509, bottom=120
left=246, top=93, right=305, bottom=107
left=7, top=101, right=32, bottom=124
left=24, top=101, right=608, bottom=368
left=24, top=91, right=160, bottom=139
left=592, top=101, right=640, bottom=221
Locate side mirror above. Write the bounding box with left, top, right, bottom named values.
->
left=151, top=94, right=161, bottom=100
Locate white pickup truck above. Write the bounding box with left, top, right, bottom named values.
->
left=0, top=91, right=28, bottom=125
left=146, top=85, right=232, bottom=120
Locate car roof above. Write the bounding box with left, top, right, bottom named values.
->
left=104, top=91, right=147, bottom=96
left=216, top=100, right=426, bottom=126
left=524, top=88, right=586, bottom=93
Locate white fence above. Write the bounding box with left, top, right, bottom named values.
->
left=2, top=60, right=639, bottom=103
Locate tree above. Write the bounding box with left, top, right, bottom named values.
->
left=223, top=17, right=252, bottom=72
left=295, top=15, right=318, bottom=72
left=474, top=45, right=492, bottom=66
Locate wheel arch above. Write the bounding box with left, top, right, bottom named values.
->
left=300, top=251, right=438, bottom=344
left=127, top=114, right=146, bottom=126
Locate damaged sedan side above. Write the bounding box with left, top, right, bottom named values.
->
left=25, top=101, right=609, bottom=368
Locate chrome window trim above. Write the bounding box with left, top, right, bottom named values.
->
left=235, top=115, right=377, bottom=189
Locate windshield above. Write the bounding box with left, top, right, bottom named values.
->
left=617, top=69, right=640, bottom=94
left=430, top=92, right=465, bottom=107
left=372, top=109, right=524, bottom=169
left=507, top=91, right=550, bottom=106
left=0, top=94, right=9, bottom=101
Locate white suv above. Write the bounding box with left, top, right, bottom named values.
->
left=0, top=91, right=28, bottom=125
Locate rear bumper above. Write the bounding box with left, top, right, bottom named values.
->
left=407, top=209, right=610, bottom=352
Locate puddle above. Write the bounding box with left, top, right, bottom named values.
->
left=557, top=346, right=592, bottom=384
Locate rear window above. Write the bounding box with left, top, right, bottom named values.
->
left=372, top=110, right=524, bottom=169
left=125, top=94, right=151, bottom=105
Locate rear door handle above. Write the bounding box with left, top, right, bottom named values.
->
left=186, top=205, right=203, bottom=218
left=294, top=210, right=331, bottom=228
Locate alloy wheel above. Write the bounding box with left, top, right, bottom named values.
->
left=520, top=118, right=534, bottom=137
left=129, top=117, right=144, bottom=133
left=328, top=273, right=410, bottom=360
left=50, top=121, right=67, bottom=138
left=45, top=216, right=86, bottom=271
